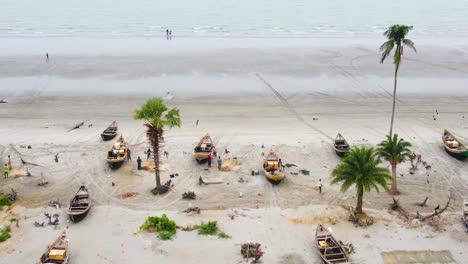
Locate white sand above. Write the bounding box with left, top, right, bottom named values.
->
left=1, top=38, right=468, bottom=263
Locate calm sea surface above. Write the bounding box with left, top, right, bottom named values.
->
left=1, top=0, right=468, bottom=38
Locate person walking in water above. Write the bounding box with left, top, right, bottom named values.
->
left=46, top=53, right=49, bottom=62
left=137, top=156, right=142, bottom=170
left=196, top=119, right=199, bottom=127
left=3, top=164, right=9, bottom=179
left=169, top=30, right=172, bottom=40
left=217, top=156, right=222, bottom=170
left=146, top=148, right=151, bottom=160
left=166, top=29, right=169, bottom=40
left=127, top=147, right=132, bottom=161
left=207, top=152, right=212, bottom=168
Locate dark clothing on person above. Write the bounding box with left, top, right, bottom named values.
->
left=217, top=158, right=222, bottom=170
left=137, top=157, right=142, bottom=170
left=127, top=148, right=131, bottom=161
left=146, top=148, right=151, bottom=160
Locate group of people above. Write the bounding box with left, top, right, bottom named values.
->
left=166, top=29, right=173, bottom=40
left=206, top=146, right=228, bottom=170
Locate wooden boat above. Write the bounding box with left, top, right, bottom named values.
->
left=463, top=199, right=468, bottom=228
left=193, top=133, right=214, bottom=163
left=262, top=149, right=285, bottom=185
left=334, top=133, right=350, bottom=157
left=315, top=224, right=349, bottom=264
left=442, top=130, right=468, bottom=160
left=67, top=185, right=91, bottom=223
left=106, top=135, right=127, bottom=169
left=101, top=121, right=118, bottom=141
left=39, top=229, right=70, bottom=264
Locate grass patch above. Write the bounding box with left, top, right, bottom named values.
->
left=299, top=169, right=310, bottom=175
left=0, top=228, right=11, bottom=242
left=284, top=163, right=297, bottom=168
left=9, top=218, right=16, bottom=222
left=196, top=221, right=218, bottom=235
left=0, top=195, right=12, bottom=209
left=140, top=214, right=176, bottom=240
left=217, top=232, right=231, bottom=239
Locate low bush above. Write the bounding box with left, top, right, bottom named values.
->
left=0, top=228, right=11, bottom=242
left=140, top=214, right=176, bottom=240
left=196, top=221, right=218, bottom=235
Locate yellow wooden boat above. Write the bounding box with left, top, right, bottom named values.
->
left=106, top=135, right=127, bottom=169
left=39, top=229, right=70, bottom=264
left=193, top=133, right=214, bottom=163
left=263, top=149, right=285, bottom=184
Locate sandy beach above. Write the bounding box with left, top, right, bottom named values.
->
left=1, top=37, right=468, bottom=263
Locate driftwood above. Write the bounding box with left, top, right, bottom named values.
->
left=417, top=197, right=429, bottom=207
left=390, top=194, right=454, bottom=222
left=67, top=121, right=85, bottom=132
left=0, top=99, right=7, bottom=104
left=34, top=221, right=45, bottom=227
left=10, top=145, right=43, bottom=167
left=198, top=176, right=223, bottom=186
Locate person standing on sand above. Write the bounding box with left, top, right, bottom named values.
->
left=137, top=156, right=142, bottom=170
left=146, top=148, right=151, bottom=160
left=318, top=178, right=323, bottom=194
left=166, top=29, right=169, bottom=40
left=127, top=148, right=131, bottom=161
left=169, top=30, right=172, bottom=40
left=217, top=156, right=222, bottom=170
left=3, top=164, right=9, bottom=179
left=207, top=153, right=212, bottom=168
left=196, top=119, right=199, bottom=127
left=7, top=155, right=12, bottom=170
left=46, top=53, right=49, bottom=62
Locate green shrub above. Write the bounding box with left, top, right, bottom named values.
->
left=140, top=214, right=176, bottom=240
left=0, top=228, right=11, bottom=242
left=0, top=195, right=12, bottom=208
left=299, top=169, right=310, bottom=175
left=196, top=221, right=218, bottom=235
left=9, top=218, right=16, bottom=222
left=217, top=232, right=231, bottom=239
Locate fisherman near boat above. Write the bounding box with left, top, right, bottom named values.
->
left=193, top=133, right=214, bottom=163
left=262, top=149, right=285, bottom=184
left=334, top=133, right=350, bottom=157
left=315, top=224, right=349, bottom=264
left=442, top=129, right=468, bottom=160
left=67, top=185, right=91, bottom=223
left=106, top=135, right=128, bottom=169
left=101, top=121, right=118, bottom=141
left=39, top=229, right=70, bottom=264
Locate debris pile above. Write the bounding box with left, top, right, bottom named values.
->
left=182, top=191, right=196, bottom=200
left=121, top=192, right=138, bottom=199
left=241, top=242, right=263, bottom=262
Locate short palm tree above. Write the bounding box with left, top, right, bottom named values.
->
left=380, top=24, right=416, bottom=136
left=134, top=98, right=181, bottom=194
left=376, top=134, right=412, bottom=195
left=331, top=146, right=391, bottom=214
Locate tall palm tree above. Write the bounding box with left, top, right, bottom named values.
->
left=134, top=98, right=181, bottom=194
left=331, top=146, right=391, bottom=214
left=376, top=134, right=412, bottom=195
left=380, top=24, right=416, bottom=136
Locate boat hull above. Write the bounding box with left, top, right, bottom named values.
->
left=101, top=133, right=117, bottom=141
left=194, top=152, right=210, bottom=162
left=263, top=169, right=285, bottom=185
left=107, top=159, right=125, bottom=169
left=69, top=208, right=90, bottom=223
left=444, top=147, right=468, bottom=161
left=335, top=149, right=348, bottom=158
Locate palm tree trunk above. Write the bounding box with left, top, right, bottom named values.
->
left=390, top=162, right=398, bottom=195
left=153, top=134, right=161, bottom=188
left=389, top=63, right=399, bottom=136
left=356, top=187, right=364, bottom=214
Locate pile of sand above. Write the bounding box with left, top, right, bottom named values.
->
left=220, top=159, right=241, bottom=172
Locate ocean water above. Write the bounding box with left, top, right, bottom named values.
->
left=1, top=0, right=468, bottom=38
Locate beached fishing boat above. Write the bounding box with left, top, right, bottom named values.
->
left=106, top=135, right=127, bottom=169
left=315, top=224, right=349, bottom=264
left=442, top=130, right=468, bottom=160
left=193, top=133, right=214, bottom=163
left=463, top=199, right=468, bottom=228
left=101, top=121, right=118, bottom=141
left=334, top=133, right=350, bottom=157
left=67, top=185, right=91, bottom=223
left=262, top=149, right=285, bottom=185
left=39, top=229, right=70, bottom=264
